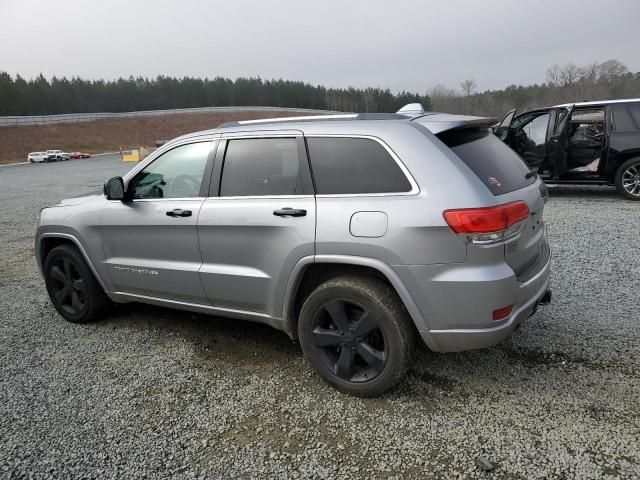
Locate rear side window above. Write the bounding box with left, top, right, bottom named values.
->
left=306, top=137, right=412, bottom=194
left=220, top=138, right=304, bottom=196
left=627, top=105, right=640, bottom=129
left=438, top=129, right=535, bottom=195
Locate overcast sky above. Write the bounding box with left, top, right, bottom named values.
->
left=1, top=0, right=638, bottom=93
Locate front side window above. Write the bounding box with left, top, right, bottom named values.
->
left=306, top=137, right=412, bottom=194
left=520, top=113, right=550, bottom=146
left=129, top=142, right=211, bottom=199
left=219, top=138, right=304, bottom=196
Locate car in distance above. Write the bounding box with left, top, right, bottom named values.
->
left=28, top=152, right=47, bottom=163
left=494, top=98, right=640, bottom=200
left=44, top=149, right=70, bottom=162
left=70, top=151, right=92, bottom=159
left=35, top=105, right=552, bottom=396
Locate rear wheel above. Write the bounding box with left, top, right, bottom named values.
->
left=298, top=275, right=416, bottom=397
left=615, top=158, right=640, bottom=200
left=44, top=244, right=109, bottom=323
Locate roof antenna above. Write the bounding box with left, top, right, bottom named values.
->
left=396, top=103, right=425, bottom=115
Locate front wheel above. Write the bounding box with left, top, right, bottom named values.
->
left=298, top=275, right=417, bottom=397
left=615, top=158, right=640, bottom=200
left=44, top=244, right=109, bottom=323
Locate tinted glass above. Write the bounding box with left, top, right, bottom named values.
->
left=306, top=137, right=411, bottom=194
left=568, top=108, right=605, bottom=146
left=129, top=142, right=211, bottom=199
left=438, top=129, right=535, bottom=195
left=627, top=105, right=640, bottom=129
left=522, top=113, right=550, bottom=146
left=220, top=138, right=304, bottom=196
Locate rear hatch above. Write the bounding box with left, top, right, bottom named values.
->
left=420, top=116, right=547, bottom=279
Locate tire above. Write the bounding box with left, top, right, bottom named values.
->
left=298, top=275, right=417, bottom=397
left=44, top=244, right=109, bottom=323
left=614, top=157, right=640, bottom=200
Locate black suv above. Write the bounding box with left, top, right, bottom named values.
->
left=494, top=99, right=640, bottom=200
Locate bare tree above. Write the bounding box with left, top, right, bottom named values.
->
left=460, top=79, right=477, bottom=96
left=597, top=59, right=628, bottom=83
left=560, top=63, right=580, bottom=86
left=580, top=62, right=600, bottom=84
left=431, top=84, right=457, bottom=98
left=546, top=64, right=562, bottom=86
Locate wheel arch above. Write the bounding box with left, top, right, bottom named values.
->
left=37, top=233, right=108, bottom=292
left=283, top=255, right=435, bottom=349
left=606, top=149, right=640, bottom=180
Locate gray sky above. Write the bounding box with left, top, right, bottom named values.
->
left=1, top=0, right=639, bottom=93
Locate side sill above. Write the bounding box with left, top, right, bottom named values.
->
left=108, top=291, right=288, bottom=333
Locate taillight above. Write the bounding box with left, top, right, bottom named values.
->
left=443, top=201, right=529, bottom=244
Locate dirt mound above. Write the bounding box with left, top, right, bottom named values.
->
left=0, top=110, right=316, bottom=165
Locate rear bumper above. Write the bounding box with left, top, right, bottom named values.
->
left=423, top=248, right=551, bottom=352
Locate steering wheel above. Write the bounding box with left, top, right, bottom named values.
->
left=169, top=175, right=200, bottom=197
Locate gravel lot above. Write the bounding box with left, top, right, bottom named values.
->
left=1, top=156, right=639, bottom=479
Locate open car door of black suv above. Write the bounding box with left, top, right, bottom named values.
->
left=546, top=104, right=574, bottom=178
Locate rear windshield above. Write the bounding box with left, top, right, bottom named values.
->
left=437, top=128, right=535, bottom=195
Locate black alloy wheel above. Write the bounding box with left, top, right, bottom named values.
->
left=44, top=244, right=109, bottom=323
left=49, top=257, right=87, bottom=316
left=309, top=298, right=387, bottom=382
left=298, top=275, right=416, bottom=397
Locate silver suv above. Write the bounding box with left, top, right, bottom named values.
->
left=35, top=105, right=551, bottom=396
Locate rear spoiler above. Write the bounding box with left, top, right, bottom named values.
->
left=413, top=114, right=499, bottom=134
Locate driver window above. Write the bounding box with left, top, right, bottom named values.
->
left=129, top=142, right=211, bottom=199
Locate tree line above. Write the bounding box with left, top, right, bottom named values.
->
left=432, top=59, right=639, bottom=118
left=0, top=73, right=431, bottom=116
left=1, top=59, right=637, bottom=118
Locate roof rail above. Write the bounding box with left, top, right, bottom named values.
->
left=218, top=112, right=411, bottom=128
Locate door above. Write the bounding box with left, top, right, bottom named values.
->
left=101, top=140, right=216, bottom=304
left=197, top=133, right=315, bottom=317
left=507, top=111, right=552, bottom=171
left=494, top=108, right=516, bottom=141
left=546, top=105, right=574, bottom=176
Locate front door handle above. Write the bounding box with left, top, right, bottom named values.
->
left=166, top=208, right=192, bottom=218
left=273, top=208, right=307, bottom=217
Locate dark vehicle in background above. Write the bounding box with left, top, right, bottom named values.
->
left=494, top=99, right=640, bottom=200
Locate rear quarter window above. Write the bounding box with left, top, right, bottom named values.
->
left=306, top=137, right=412, bottom=194
left=438, top=128, right=535, bottom=195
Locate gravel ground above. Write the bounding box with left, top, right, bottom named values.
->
left=0, top=157, right=639, bottom=479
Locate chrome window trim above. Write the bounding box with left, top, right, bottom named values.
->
left=305, top=134, right=420, bottom=197
left=122, top=136, right=219, bottom=183
left=216, top=132, right=311, bottom=199
left=204, top=194, right=315, bottom=201
left=125, top=197, right=207, bottom=203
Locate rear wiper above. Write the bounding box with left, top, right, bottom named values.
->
left=525, top=170, right=538, bottom=179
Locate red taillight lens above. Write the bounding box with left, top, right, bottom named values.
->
left=443, top=201, right=529, bottom=234
left=492, top=304, right=514, bottom=321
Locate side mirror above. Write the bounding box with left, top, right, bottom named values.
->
left=104, top=176, right=125, bottom=200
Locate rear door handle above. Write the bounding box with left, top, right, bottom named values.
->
left=166, top=208, right=192, bottom=217
left=273, top=208, right=307, bottom=217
